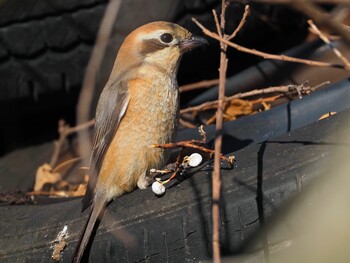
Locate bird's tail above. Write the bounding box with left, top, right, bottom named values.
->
left=71, top=198, right=106, bottom=263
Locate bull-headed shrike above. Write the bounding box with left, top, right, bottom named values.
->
left=71, top=21, right=207, bottom=263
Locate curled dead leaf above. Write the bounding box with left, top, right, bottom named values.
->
left=207, top=96, right=281, bottom=125
left=31, top=162, right=88, bottom=197
left=319, top=112, right=337, bottom=120
left=34, top=164, right=61, bottom=192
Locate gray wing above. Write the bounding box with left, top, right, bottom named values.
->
left=82, top=78, right=129, bottom=211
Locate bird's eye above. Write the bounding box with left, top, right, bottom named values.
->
left=160, top=33, right=173, bottom=43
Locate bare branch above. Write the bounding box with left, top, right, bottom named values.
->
left=228, top=5, right=250, bottom=40
left=180, top=82, right=330, bottom=115
left=308, top=19, right=350, bottom=69
left=192, top=18, right=349, bottom=70
left=150, top=141, right=233, bottom=165
left=291, top=0, right=350, bottom=46
left=212, top=9, right=222, bottom=38
left=212, top=0, right=230, bottom=261
left=49, top=120, right=95, bottom=168
left=76, top=0, right=122, bottom=162
left=179, top=118, right=197, bottom=129
left=179, top=79, right=219, bottom=93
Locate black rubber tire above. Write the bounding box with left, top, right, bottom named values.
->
left=0, top=0, right=107, bottom=101
left=178, top=78, right=350, bottom=154
left=0, top=0, right=218, bottom=101
left=0, top=107, right=347, bottom=262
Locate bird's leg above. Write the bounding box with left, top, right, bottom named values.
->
left=137, top=170, right=155, bottom=189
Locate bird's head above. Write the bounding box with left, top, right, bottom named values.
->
left=114, top=21, right=208, bottom=77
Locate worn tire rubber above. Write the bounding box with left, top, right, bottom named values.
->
left=0, top=0, right=108, bottom=101
left=0, top=107, right=347, bottom=262
left=0, top=0, right=222, bottom=101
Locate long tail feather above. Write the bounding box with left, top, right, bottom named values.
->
left=71, top=198, right=106, bottom=263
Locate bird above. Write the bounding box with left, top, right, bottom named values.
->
left=71, top=21, right=207, bottom=262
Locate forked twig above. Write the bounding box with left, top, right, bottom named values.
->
left=192, top=18, right=349, bottom=70
left=228, top=5, right=250, bottom=40
left=291, top=0, right=350, bottom=46
left=308, top=19, right=350, bottom=69
left=181, top=82, right=329, bottom=115
left=150, top=126, right=233, bottom=164
left=50, top=119, right=94, bottom=168
left=179, top=79, right=219, bottom=93
left=211, top=1, right=235, bottom=262
left=212, top=10, right=222, bottom=37
left=150, top=141, right=233, bottom=164
left=76, top=0, right=122, bottom=163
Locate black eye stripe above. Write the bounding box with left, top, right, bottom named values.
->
left=140, top=39, right=167, bottom=56
left=160, top=33, right=173, bottom=43
left=140, top=33, right=176, bottom=56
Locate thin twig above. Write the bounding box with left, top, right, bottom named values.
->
left=76, top=0, right=122, bottom=163
left=150, top=142, right=232, bottom=164
left=179, top=79, right=219, bottom=93
left=192, top=18, right=349, bottom=70
left=50, top=120, right=68, bottom=168
left=179, top=118, right=197, bottom=129
left=212, top=10, right=222, bottom=38
left=152, top=143, right=234, bottom=186
left=49, top=119, right=95, bottom=168
left=228, top=5, right=250, bottom=40
left=52, top=157, right=82, bottom=173
left=309, top=27, right=340, bottom=41
left=291, top=0, right=350, bottom=46
left=68, top=119, right=95, bottom=134
left=26, top=190, right=83, bottom=197
left=212, top=0, right=231, bottom=261
left=308, top=19, right=350, bottom=69
left=180, top=82, right=329, bottom=114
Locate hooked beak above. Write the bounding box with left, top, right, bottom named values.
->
left=180, top=35, right=208, bottom=52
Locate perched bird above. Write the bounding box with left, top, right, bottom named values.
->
left=71, top=21, right=207, bottom=262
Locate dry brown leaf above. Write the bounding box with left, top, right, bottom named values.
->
left=226, top=99, right=254, bottom=117
left=34, top=163, right=61, bottom=192
left=71, top=183, right=87, bottom=197
left=32, top=158, right=89, bottom=197
left=206, top=96, right=281, bottom=125
left=207, top=98, right=255, bottom=124
left=261, top=101, right=271, bottom=110
left=250, top=95, right=280, bottom=109
left=319, top=112, right=337, bottom=120
left=31, top=167, right=87, bottom=197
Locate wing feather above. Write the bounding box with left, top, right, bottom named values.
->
left=82, top=78, right=129, bottom=211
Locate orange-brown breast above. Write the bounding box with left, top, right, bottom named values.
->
left=97, top=69, right=179, bottom=198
